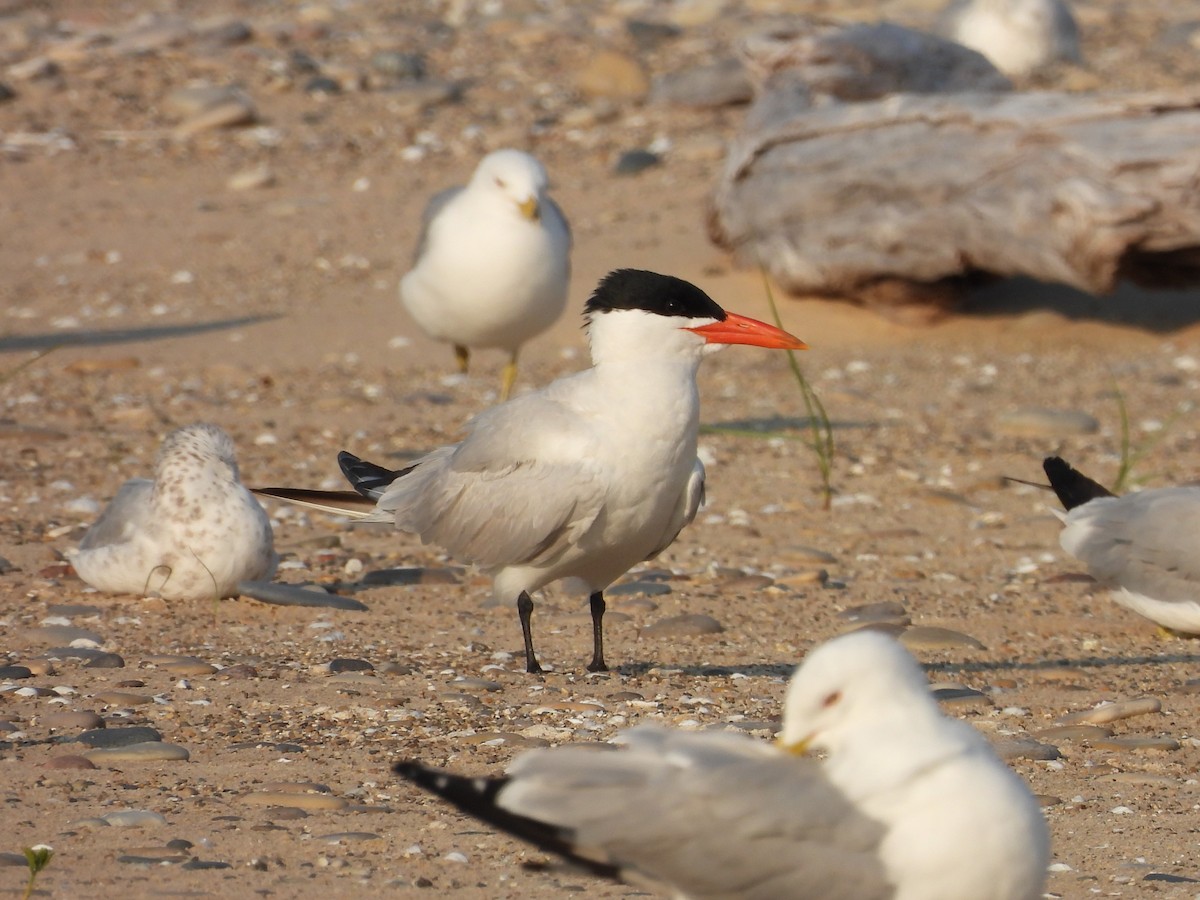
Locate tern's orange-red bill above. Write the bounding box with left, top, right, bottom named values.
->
left=686, top=312, right=807, bottom=350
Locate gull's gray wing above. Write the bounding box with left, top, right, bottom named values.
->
left=398, top=724, right=891, bottom=900
left=411, top=185, right=463, bottom=264
left=78, top=478, right=155, bottom=550
left=644, top=456, right=704, bottom=560
left=1061, top=488, right=1200, bottom=603
left=376, top=394, right=607, bottom=569
left=544, top=195, right=572, bottom=247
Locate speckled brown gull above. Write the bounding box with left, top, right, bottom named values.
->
left=69, top=423, right=277, bottom=601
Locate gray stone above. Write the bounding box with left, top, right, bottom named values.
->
left=651, top=59, right=753, bottom=109
left=83, top=652, right=126, bottom=669
left=614, top=150, right=661, bottom=176
left=0, top=665, right=31, bottom=679
left=643, top=613, right=724, bottom=637
left=39, top=647, right=109, bottom=663
left=305, top=75, right=341, bottom=95
left=316, top=832, right=382, bottom=844
left=995, top=736, right=1062, bottom=761
left=74, top=725, right=162, bottom=748
left=370, top=50, right=425, bottom=81
left=609, top=580, right=672, bottom=597
left=41, top=710, right=105, bottom=731
left=328, top=658, right=373, bottom=674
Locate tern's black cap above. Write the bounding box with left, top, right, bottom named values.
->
left=585, top=269, right=726, bottom=321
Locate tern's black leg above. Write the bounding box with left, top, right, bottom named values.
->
left=518, top=591, right=542, bottom=674
left=586, top=591, right=608, bottom=672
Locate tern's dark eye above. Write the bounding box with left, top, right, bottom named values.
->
left=494, top=177, right=507, bottom=189
left=821, top=691, right=841, bottom=709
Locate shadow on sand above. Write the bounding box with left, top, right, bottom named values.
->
left=0, top=313, right=282, bottom=353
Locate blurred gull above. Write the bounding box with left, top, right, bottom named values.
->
left=400, top=148, right=572, bottom=400
left=1044, top=455, right=1200, bottom=634
left=69, top=423, right=277, bottom=601
left=394, top=630, right=1051, bottom=899
left=938, top=0, right=1081, bottom=77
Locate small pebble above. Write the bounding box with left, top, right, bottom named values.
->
left=104, top=809, right=169, bottom=828
left=74, top=725, right=162, bottom=748
left=899, top=626, right=985, bottom=650
left=85, top=741, right=190, bottom=763
left=83, top=652, right=126, bottom=669
left=93, top=690, right=152, bottom=706
left=1056, top=698, right=1161, bottom=726
left=328, top=658, right=373, bottom=674
left=41, top=710, right=105, bottom=731
left=614, top=149, right=661, bottom=176
left=643, top=613, right=724, bottom=637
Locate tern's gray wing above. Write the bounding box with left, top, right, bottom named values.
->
left=400, top=724, right=892, bottom=900
left=1062, top=488, right=1200, bottom=603
left=411, top=185, right=463, bottom=264
left=78, top=479, right=155, bottom=550
left=645, top=456, right=704, bottom=561
left=376, top=398, right=607, bottom=569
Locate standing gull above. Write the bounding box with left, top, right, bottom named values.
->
left=1043, top=455, right=1200, bottom=634
left=69, top=423, right=277, bottom=601
left=400, top=148, right=571, bottom=400
left=257, top=269, right=805, bottom=673
left=394, top=630, right=1051, bottom=899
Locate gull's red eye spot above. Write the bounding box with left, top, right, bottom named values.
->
left=821, top=691, right=841, bottom=709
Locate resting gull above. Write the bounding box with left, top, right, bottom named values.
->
left=69, top=423, right=277, bottom=601
left=394, top=630, right=1050, bottom=899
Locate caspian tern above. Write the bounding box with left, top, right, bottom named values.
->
left=399, top=148, right=572, bottom=400
left=394, top=630, right=1050, bottom=899
left=257, top=268, right=805, bottom=673
left=1043, top=456, right=1200, bottom=634
left=69, top=423, right=278, bottom=601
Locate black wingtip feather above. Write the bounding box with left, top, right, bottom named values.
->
left=337, top=451, right=414, bottom=499
left=393, top=760, right=622, bottom=882
left=1042, top=456, right=1115, bottom=510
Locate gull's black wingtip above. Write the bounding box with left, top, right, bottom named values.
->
left=1043, top=456, right=1115, bottom=510
left=392, top=759, right=622, bottom=882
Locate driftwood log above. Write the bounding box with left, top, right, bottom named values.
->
left=709, top=28, right=1200, bottom=316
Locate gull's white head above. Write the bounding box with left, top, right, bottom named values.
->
left=778, top=630, right=937, bottom=756
left=470, top=148, right=551, bottom=222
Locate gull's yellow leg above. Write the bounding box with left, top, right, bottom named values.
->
left=500, top=349, right=520, bottom=401
left=454, top=344, right=470, bottom=374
